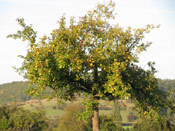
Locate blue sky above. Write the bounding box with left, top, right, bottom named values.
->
left=0, top=0, right=175, bottom=84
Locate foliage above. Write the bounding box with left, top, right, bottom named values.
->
left=8, top=0, right=170, bottom=110
left=8, top=0, right=175, bottom=130
left=80, top=94, right=98, bottom=120
left=99, top=115, right=124, bottom=131
left=56, top=103, right=92, bottom=131
left=132, top=111, right=175, bottom=131
left=0, top=105, right=48, bottom=130
left=47, top=117, right=60, bottom=130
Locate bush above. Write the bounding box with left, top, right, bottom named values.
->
left=56, top=103, right=92, bottom=131
left=99, top=115, right=125, bottom=131
left=47, top=117, right=60, bottom=130
left=132, top=114, right=175, bottom=131
left=0, top=105, right=48, bottom=130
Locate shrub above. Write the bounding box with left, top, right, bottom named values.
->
left=99, top=115, right=125, bottom=131
left=56, top=103, right=92, bottom=131
left=132, top=113, right=175, bottom=131
left=0, top=105, right=48, bottom=130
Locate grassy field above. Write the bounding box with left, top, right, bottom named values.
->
left=20, top=98, right=136, bottom=123
left=18, top=98, right=137, bottom=130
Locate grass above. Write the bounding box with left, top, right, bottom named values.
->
left=121, top=110, right=130, bottom=122
left=45, top=107, right=64, bottom=119
left=20, top=99, right=61, bottom=117
left=19, top=98, right=136, bottom=124
left=100, top=109, right=113, bottom=116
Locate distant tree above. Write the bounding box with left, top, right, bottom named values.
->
left=8, top=1, right=175, bottom=130
left=0, top=105, right=48, bottom=130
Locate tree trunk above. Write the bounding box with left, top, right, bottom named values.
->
left=92, top=63, right=99, bottom=131
left=92, top=107, right=99, bottom=131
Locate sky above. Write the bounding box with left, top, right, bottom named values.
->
left=0, top=0, right=175, bottom=84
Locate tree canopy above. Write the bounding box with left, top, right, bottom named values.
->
left=8, top=1, right=174, bottom=130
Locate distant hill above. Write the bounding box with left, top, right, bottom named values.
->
left=0, top=81, right=34, bottom=104
left=158, top=79, right=175, bottom=99
left=0, top=79, right=175, bottom=104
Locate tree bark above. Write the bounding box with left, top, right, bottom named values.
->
left=92, top=106, right=99, bottom=131
left=92, top=63, right=99, bottom=131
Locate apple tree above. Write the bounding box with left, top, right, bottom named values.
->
left=8, top=1, right=174, bottom=131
